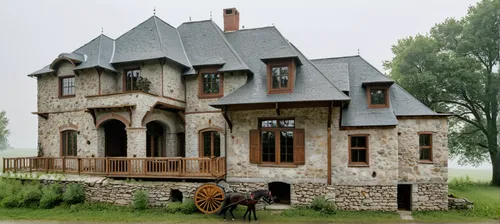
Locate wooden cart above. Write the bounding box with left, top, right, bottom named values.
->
left=194, top=183, right=226, bottom=214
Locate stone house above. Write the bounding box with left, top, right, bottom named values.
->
left=22, top=8, right=450, bottom=211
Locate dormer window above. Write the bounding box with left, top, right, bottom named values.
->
left=367, top=86, right=389, bottom=108
left=267, top=59, right=295, bottom=94
left=198, top=67, right=224, bottom=98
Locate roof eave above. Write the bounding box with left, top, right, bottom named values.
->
left=260, top=56, right=303, bottom=66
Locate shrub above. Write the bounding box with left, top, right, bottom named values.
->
left=132, top=190, right=149, bottom=210
left=0, top=179, right=22, bottom=200
left=165, top=199, right=197, bottom=214
left=39, top=183, right=63, bottom=209
left=310, top=196, right=336, bottom=215
left=63, top=183, right=85, bottom=205
left=19, top=182, right=42, bottom=208
left=1, top=195, right=21, bottom=208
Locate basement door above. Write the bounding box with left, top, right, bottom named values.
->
left=397, top=184, right=412, bottom=210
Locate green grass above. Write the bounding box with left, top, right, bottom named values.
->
left=414, top=185, right=500, bottom=222
left=0, top=205, right=401, bottom=223
left=0, top=148, right=36, bottom=172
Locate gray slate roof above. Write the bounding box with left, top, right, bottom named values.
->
left=178, top=20, right=249, bottom=73
left=111, top=16, right=190, bottom=67
left=74, top=35, right=116, bottom=72
left=311, top=60, right=350, bottom=92
left=209, top=27, right=350, bottom=107
left=312, top=56, right=440, bottom=126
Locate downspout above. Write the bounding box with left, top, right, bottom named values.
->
left=224, top=114, right=228, bottom=182
left=327, top=101, right=333, bottom=185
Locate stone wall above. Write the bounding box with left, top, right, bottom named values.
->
left=397, top=118, right=448, bottom=183
left=412, top=183, right=448, bottom=211
left=185, top=113, right=226, bottom=158
left=335, top=185, right=397, bottom=211
left=100, top=70, right=118, bottom=94
left=448, top=196, right=473, bottom=210
left=226, top=108, right=330, bottom=183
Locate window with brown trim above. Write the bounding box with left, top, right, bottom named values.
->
left=419, top=132, right=432, bottom=162
left=367, top=86, right=389, bottom=108
left=267, top=59, right=295, bottom=94
left=124, top=68, right=141, bottom=91
left=249, top=118, right=304, bottom=166
left=348, top=135, right=369, bottom=166
left=59, top=76, right=75, bottom=97
left=199, top=131, right=221, bottom=157
left=61, top=130, right=77, bottom=157
left=198, top=68, right=223, bottom=98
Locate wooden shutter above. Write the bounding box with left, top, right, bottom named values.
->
left=249, top=130, right=261, bottom=164
left=293, top=129, right=305, bottom=165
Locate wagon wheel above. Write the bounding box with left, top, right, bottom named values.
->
left=194, top=184, right=225, bottom=214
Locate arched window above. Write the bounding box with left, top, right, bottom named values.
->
left=61, top=130, right=77, bottom=157
left=199, top=130, right=221, bottom=157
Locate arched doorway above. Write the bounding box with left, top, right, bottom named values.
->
left=103, top=119, right=127, bottom=157
left=146, top=121, right=165, bottom=157
left=269, top=182, right=291, bottom=204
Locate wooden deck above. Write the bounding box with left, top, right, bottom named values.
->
left=2, top=157, right=226, bottom=179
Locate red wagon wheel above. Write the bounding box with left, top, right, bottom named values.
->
left=194, top=184, right=225, bottom=214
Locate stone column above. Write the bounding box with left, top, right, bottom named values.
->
left=126, top=127, right=147, bottom=158
left=95, top=128, right=105, bottom=157
left=165, top=133, right=178, bottom=157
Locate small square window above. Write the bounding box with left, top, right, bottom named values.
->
left=267, top=59, right=295, bottom=94
left=367, top=87, right=389, bottom=108
left=419, top=133, right=433, bottom=162
left=349, top=135, right=369, bottom=166
left=59, top=76, right=75, bottom=97
left=198, top=68, right=224, bottom=98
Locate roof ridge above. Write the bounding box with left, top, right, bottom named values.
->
left=357, top=56, right=393, bottom=81
left=210, top=20, right=249, bottom=70
left=310, top=55, right=360, bottom=61
left=153, top=15, right=177, bottom=30
left=180, top=19, right=212, bottom=25
left=153, top=16, right=168, bottom=59
left=226, top=26, right=275, bottom=32
left=97, top=35, right=103, bottom=66
left=109, top=39, right=116, bottom=64
left=290, top=42, right=349, bottom=100
left=72, top=35, right=101, bottom=53
left=114, top=16, right=155, bottom=41
left=176, top=28, right=192, bottom=67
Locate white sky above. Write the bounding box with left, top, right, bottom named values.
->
left=0, top=0, right=489, bottom=169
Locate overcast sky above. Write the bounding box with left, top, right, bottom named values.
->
left=0, top=0, right=489, bottom=168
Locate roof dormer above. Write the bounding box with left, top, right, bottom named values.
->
left=265, top=58, right=296, bottom=94
left=362, top=81, right=394, bottom=109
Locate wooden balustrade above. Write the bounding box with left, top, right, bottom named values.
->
left=2, top=157, right=226, bottom=179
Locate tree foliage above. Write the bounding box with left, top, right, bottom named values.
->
left=0, top=110, right=9, bottom=150
left=384, top=0, right=500, bottom=186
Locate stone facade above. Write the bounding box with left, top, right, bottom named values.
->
left=412, top=183, right=448, bottom=211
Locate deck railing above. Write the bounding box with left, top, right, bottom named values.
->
left=2, top=157, right=226, bottom=179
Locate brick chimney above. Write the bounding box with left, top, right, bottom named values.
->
left=223, top=8, right=239, bottom=32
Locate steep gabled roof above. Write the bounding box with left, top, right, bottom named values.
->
left=74, top=34, right=116, bottom=72
left=111, top=16, right=190, bottom=67
left=210, top=27, right=350, bottom=107
left=177, top=20, right=249, bottom=73
left=311, top=58, right=350, bottom=92
left=312, top=55, right=441, bottom=126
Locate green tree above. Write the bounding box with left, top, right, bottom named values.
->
left=0, top=110, right=10, bottom=150
left=384, top=0, right=500, bottom=186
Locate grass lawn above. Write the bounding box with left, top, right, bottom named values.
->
left=0, top=206, right=401, bottom=223
left=413, top=185, right=500, bottom=222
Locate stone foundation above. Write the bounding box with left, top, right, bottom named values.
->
left=412, top=183, right=448, bottom=211
left=448, top=196, right=473, bottom=210
left=335, top=185, right=397, bottom=211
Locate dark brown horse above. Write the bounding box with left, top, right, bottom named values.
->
left=218, top=189, right=274, bottom=222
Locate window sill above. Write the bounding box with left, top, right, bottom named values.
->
left=348, top=164, right=370, bottom=168
left=368, top=104, right=389, bottom=109
left=268, top=89, right=293, bottom=95
left=58, top=95, right=75, bottom=99
left=258, top=164, right=298, bottom=168
left=419, top=160, right=434, bottom=164
left=198, top=94, right=223, bottom=99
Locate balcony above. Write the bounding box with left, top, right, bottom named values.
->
left=2, top=157, right=226, bottom=180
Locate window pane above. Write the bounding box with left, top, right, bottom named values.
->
left=351, top=149, right=366, bottom=163
left=202, top=73, right=220, bottom=94
left=278, top=120, right=294, bottom=128
left=214, top=132, right=221, bottom=157
left=62, top=131, right=77, bottom=156
left=280, top=131, right=294, bottom=163
left=280, top=67, right=289, bottom=88
left=419, top=134, right=431, bottom=147
left=261, top=131, right=275, bottom=162
left=126, top=69, right=140, bottom=91
left=203, top=132, right=211, bottom=157
left=351, top=136, right=367, bottom=148
left=261, top=120, right=277, bottom=128
left=420, top=148, right=430, bottom=160
left=370, top=89, right=386, bottom=105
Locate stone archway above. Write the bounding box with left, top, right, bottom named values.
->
left=268, top=182, right=291, bottom=204
left=146, top=121, right=166, bottom=157
left=101, top=119, right=127, bottom=157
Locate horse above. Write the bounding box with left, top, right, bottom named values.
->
left=218, top=189, right=274, bottom=222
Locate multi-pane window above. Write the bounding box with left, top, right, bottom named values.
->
left=349, top=135, right=369, bottom=166
left=60, top=76, right=75, bottom=97
left=260, top=119, right=295, bottom=164
left=61, top=130, right=77, bottom=157
left=200, top=131, right=221, bottom=157
left=203, top=73, right=221, bottom=94
left=367, top=87, right=389, bottom=108
left=419, top=133, right=432, bottom=162
left=125, top=68, right=141, bottom=91
left=271, top=66, right=289, bottom=89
